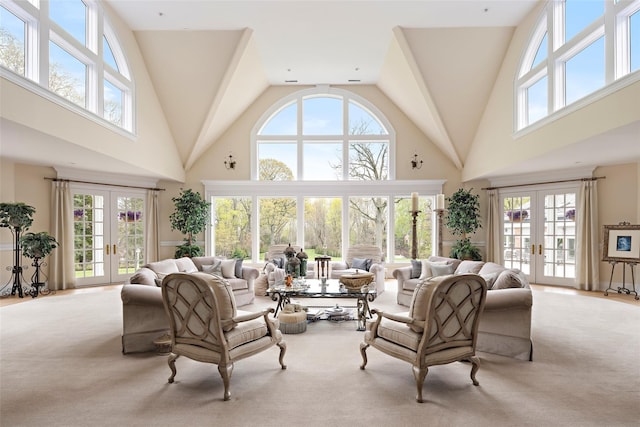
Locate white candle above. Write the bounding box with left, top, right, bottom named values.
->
left=411, top=192, right=418, bottom=212
left=436, top=194, right=445, bottom=210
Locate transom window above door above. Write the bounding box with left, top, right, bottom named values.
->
left=253, top=87, right=394, bottom=181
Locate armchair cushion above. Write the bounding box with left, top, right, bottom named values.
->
left=408, top=280, right=432, bottom=333
left=377, top=317, right=421, bottom=351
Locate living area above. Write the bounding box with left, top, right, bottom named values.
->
left=1, top=0, right=640, bottom=425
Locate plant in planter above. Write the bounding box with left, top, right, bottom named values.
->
left=506, top=210, right=529, bottom=222
left=169, top=188, right=210, bottom=258
left=445, top=188, right=482, bottom=261
left=0, top=202, right=36, bottom=297
left=20, top=231, right=58, bottom=297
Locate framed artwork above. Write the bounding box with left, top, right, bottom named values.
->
left=602, top=224, right=640, bottom=262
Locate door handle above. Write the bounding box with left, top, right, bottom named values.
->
left=106, top=245, right=110, bottom=255
left=539, top=244, right=542, bottom=255
left=531, top=244, right=535, bottom=255
left=113, top=245, right=117, bottom=255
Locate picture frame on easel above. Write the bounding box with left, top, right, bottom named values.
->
left=602, top=224, right=640, bottom=263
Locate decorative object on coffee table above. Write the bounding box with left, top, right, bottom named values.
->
left=339, top=271, right=374, bottom=291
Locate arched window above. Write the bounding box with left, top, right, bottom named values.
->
left=207, top=87, right=444, bottom=263
left=0, top=0, right=134, bottom=133
left=515, top=0, right=640, bottom=131
left=253, top=87, right=393, bottom=181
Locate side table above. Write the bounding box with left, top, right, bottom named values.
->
left=315, top=256, right=331, bottom=280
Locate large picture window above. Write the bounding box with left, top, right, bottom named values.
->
left=207, top=87, right=442, bottom=263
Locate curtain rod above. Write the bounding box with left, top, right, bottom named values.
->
left=482, top=176, right=605, bottom=191
left=45, top=177, right=165, bottom=192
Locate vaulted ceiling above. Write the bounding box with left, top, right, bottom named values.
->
left=108, top=0, right=538, bottom=173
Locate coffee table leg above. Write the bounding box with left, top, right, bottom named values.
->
left=272, top=292, right=291, bottom=316
left=356, top=296, right=370, bottom=331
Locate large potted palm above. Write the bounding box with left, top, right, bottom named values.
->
left=445, top=188, right=482, bottom=261
left=169, top=188, right=211, bottom=258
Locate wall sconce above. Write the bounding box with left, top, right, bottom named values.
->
left=411, top=154, right=423, bottom=169
left=224, top=155, right=236, bottom=170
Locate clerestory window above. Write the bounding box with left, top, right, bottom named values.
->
left=0, top=0, right=134, bottom=133
left=515, top=0, right=640, bottom=131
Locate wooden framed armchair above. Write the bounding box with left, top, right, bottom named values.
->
left=360, top=274, right=487, bottom=402
left=161, top=272, right=287, bottom=401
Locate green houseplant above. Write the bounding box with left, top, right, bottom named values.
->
left=0, top=202, right=37, bottom=297
left=445, top=188, right=482, bottom=261
left=169, top=188, right=210, bottom=258
left=20, top=231, right=59, bottom=259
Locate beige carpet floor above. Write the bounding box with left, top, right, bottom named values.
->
left=1, top=283, right=639, bottom=427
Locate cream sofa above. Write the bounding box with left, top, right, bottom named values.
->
left=392, top=256, right=533, bottom=361
left=121, top=256, right=259, bottom=353
left=330, top=245, right=385, bottom=295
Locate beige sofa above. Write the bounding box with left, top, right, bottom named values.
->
left=330, top=245, right=385, bottom=295
left=392, top=256, right=533, bottom=361
left=121, top=256, right=259, bottom=353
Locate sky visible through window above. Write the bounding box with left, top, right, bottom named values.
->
left=258, top=95, right=389, bottom=181
left=522, top=0, right=640, bottom=128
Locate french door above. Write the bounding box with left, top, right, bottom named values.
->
left=72, top=187, right=146, bottom=286
left=501, top=187, right=577, bottom=286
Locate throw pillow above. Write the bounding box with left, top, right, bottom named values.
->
left=455, top=260, right=484, bottom=274
left=201, top=259, right=222, bottom=276
left=352, top=257, right=371, bottom=271
left=154, top=272, right=168, bottom=287
left=430, top=263, right=455, bottom=277
left=234, top=258, right=244, bottom=278
left=480, top=272, right=499, bottom=290
left=418, top=260, right=448, bottom=280
left=271, top=257, right=284, bottom=269
left=493, top=269, right=524, bottom=289
left=221, top=259, right=237, bottom=279
left=410, top=259, right=422, bottom=279
left=129, top=267, right=156, bottom=286
left=175, top=256, right=198, bottom=273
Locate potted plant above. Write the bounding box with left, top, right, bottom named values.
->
left=19, top=231, right=58, bottom=297
left=445, top=188, right=482, bottom=261
left=0, top=202, right=37, bottom=297
left=169, top=188, right=210, bottom=258
left=20, top=231, right=59, bottom=259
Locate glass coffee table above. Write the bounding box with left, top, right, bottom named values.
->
left=266, top=279, right=376, bottom=331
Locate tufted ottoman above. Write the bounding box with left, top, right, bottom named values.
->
left=277, top=311, right=307, bottom=334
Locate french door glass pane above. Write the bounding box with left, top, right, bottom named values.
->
left=214, top=197, right=252, bottom=259
left=259, top=197, right=296, bottom=255
left=116, top=196, right=144, bottom=275
left=543, top=193, right=576, bottom=278
left=503, top=195, right=531, bottom=274
left=304, top=197, right=342, bottom=259
left=348, top=196, right=387, bottom=250
left=73, top=193, right=104, bottom=278
left=393, top=195, right=434, bottom=262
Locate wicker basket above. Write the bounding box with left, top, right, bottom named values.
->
left=339, top=273, right=374, bottom=290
